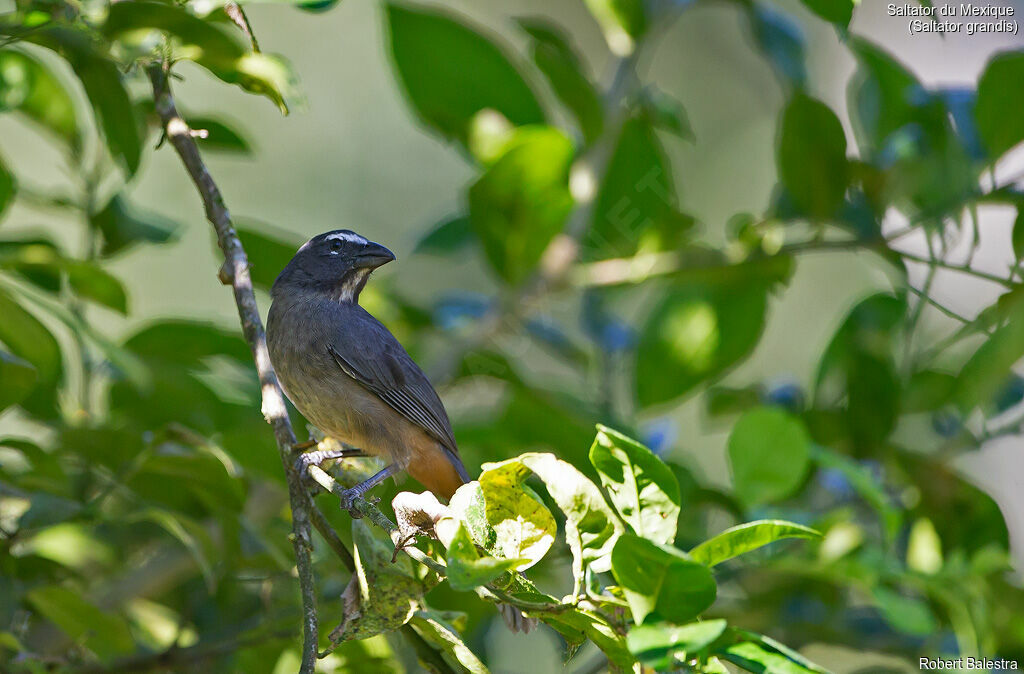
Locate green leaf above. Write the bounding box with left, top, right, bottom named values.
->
left=540, top=608, right=636, bottom=671
left=748, top=6, right=806, bottom=89
left=777, top=94, right=848, bottom=220
left=0, top=241, right=128, bottom=313
left=815, top=293, right=905, bottom=449
left=0, top=287, right=62, bottom=416
left=903, top=368, right=956, bottom=412
left=473, top=460, right=557, bottom=569
left=414, top=216, right=474, bottom=255
left=811, top=445, right=901, bottom=541
left=0, top=154, right=13, bottom=218
left=588, top=115, right=691, bottom=259
left=518, top=19, right=603, bottom=143
left=588, top=424, right=680, bottom=544
left=610, top=533, right=716, bottom=625
left=636, top=272, right=768, bottom=407
left=385, top=3, right=545, bottom=146
left=129, top=451, right=246, bottom=514
left=689, top=520, right=819, bottom=567
left=129, top=508, right=219, bottom=592
left=329, top=520, right=422, bottom=643
left=91, top=195, right=179, bottom=256
left=1014, top=207, right=1024, bottom=261
left=976, top=52, right=1024, bottom=160
left=25, top=586, right=135, bottom=661
left=582, top=0, right=647, bottom=55
left=0, top=349, right=36, bottom=412
left=444, top=522, right=523, bottom=592
left=0, top=48, right=80, bottom=148
left=799, top=0, right=854, bottom=28
left=103, top=2, right=300, bottom=114
left=727, top=407, right=811, bottom=508
left=408, top=610, right=489, bottom=674
left=872, top=586, right=936, bottom=636
left=234, top=221, right=300, bottom=291
left=956, top=309, right=1024, bottom=412
left=639, top=87, right=694, bottom=142
left=481, top=453, right=623, bottom=580
left=189, top=116, right=252, bottom=154
left=468, top=126, right=574, bottom=284
left=728, top=630, right=828, bottom=674
left=721, top=640, right=819, bottom=674
left=73, top=55, right=142, bottom=177
left=627, top=619, right=727, bottom=669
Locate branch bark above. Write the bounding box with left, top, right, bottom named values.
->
left=147, top=64, right=319, bottom=673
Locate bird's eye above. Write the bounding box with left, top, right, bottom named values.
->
left=329, top=239, right=343, bottom=253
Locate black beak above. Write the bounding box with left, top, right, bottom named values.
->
left=353, top=241, right=396, bottom=270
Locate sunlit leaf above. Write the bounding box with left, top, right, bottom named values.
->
left=721, top=639, right=821, bottom=674
left=588, top=424, right=680, bottom=544
left=329, top=520, right=422, bottom=642
left=385, top=3, right=544, bottom=146
left=610, top=534, right=716, bottom=624
left=627, top=619, right=727, bottom=669
left=582, top=0, right=646, bottom=56
left=471, top=459, right=558, bottom=569
left=444, top=522, right=523, bottom=591
left=728, top=407, right=811, bottom=508
left=408, top=610, right=488, bottom=674
left=481, top=453, right=623, bottom=580
left=468, top=126, right=574, bottom=284
left=689, top=520, right=819, bottom=567
left=636, top=270, right=768, bottom=407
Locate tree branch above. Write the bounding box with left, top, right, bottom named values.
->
left=147, top=63, right=318, bottom=673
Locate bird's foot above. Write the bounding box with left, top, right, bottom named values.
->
left=293, top=447, right=366, bottom=477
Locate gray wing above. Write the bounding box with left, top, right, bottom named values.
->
left=326, top=311, right=460, bottom=457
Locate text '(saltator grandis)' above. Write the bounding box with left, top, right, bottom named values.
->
left=267, top=230, right=471, bottom=502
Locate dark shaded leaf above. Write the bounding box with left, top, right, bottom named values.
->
left=0, top=349, right=36, bottom=412
left=385, top=3, right=545, bottom=146
left=956, top=306, right=1024, bottom=412
left=91, top=195, right=179, bottom=256
left=777, top=94, right=848, bottom=220
left=468, top=126, right=574, bottom=283
left=414, top=216, right=474, bottom=255
left=0, top=154, right=15, bottom=220
left=0, top=287, right=61, bottom=417
left=727, top=407, right=811, bottom=507
left=25, top=586, right=134, bottom=661
left=234, top=221, right=300, bottom=290
left=799, top=0, right=854, bottom=28
left=976, top=52, right=1024, bottom=160
left=610, top=534, right=716, bottom=624
left=518, top=18, right=603, bottom=143
left=189, top=116, right=252, bottom=154
left=748, top=6, right=806, bottom=89
left=408, top=610, right=488, bottom=674
left=73, top=56, right=141, bottom=176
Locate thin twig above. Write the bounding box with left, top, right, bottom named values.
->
left=147, top=63, right=318, bottom=673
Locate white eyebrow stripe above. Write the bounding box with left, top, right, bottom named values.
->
left=325, top=232, right=367, bottom=244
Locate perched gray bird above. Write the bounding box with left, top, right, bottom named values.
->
left=267, top=230, right=470, bottom=502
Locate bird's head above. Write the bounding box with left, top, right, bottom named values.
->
left=272, top=229, right=395, bottom=303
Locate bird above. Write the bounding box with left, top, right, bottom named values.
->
left=266, top=229, right=470, bottom=503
